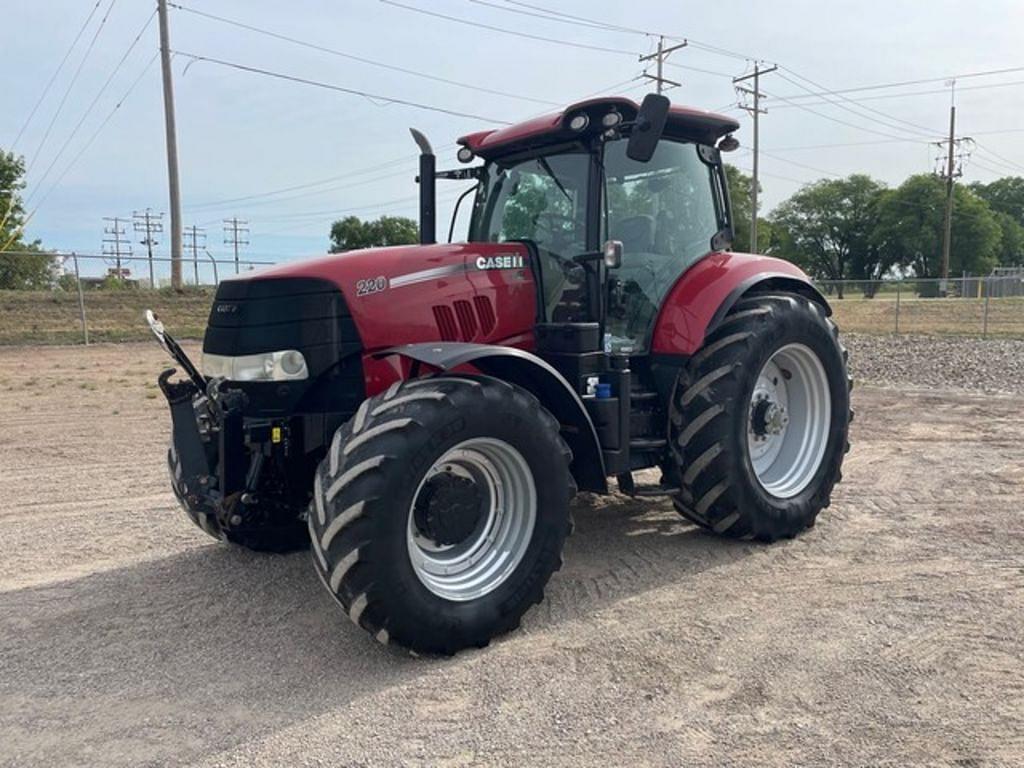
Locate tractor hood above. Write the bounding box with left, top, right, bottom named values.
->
left=208, top=241, right=535, bottom=354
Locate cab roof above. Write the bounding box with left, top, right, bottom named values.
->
left=457, top=96, right=740, bottom=160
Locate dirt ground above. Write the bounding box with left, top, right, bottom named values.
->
left=0, top=342, right=1021, bottom=768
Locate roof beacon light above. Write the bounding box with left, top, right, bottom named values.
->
left=457, top=146, right=475, bottom=163
left=568, top=113, right=590, bottom=132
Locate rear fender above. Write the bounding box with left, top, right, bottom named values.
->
left=377, top=342, right=607, bottom=493
left=650, top=252, right=829, bottom=356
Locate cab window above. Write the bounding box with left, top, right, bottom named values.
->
left=470, top=152, right=590, bottom=321
left=603, top=139, right=720, bottom=353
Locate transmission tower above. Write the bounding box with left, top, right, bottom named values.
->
left=132, top=208, right=163, bottom=288
left=184, top=225, right=207, bottom=286
left=223, top=217, right=249, bottom=274
left=102, top=217, right=133, bottom=281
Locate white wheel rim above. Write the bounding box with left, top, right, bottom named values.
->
left=406, top=438, right=536, bottom=602
left=747, top=343, right=831, bottom=499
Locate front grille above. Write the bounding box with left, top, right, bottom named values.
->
left=203, top=276, right=364, bottom=418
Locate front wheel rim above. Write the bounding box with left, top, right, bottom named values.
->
left=406, top=438, right=536, bottom=602
left=747, top=343, right=832, bottom=499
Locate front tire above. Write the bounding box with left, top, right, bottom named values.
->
left=309, top=375, right=574, bottom=654
left=669, top=293, right=851, bottom=541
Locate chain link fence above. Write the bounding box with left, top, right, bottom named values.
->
left=0, top=251, right=275, bottom=345
left=815, top=272, right=1024, bottom=338
left=3, top=250, right=1024, bottom=344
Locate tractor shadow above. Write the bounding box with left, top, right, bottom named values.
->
left=0, top=493, right=756, bottom=766
left=530, top=490, right=759, bottom=627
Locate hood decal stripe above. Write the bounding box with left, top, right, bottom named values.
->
left=389, top=262, right=469, bottom=289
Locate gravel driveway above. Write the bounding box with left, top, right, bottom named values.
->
left=0, top=340, right=1021, bottom=767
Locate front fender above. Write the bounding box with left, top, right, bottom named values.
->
left=377, top=342, right=607, bottom=493
left=650, top=252, right=829, bottom=356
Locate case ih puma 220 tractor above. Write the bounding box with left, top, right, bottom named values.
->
left=150, top=95, right=851, bottom=654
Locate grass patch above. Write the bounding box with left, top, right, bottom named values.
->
left=0, top=288, right=213, bottom=345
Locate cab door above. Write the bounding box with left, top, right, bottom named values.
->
left=602, top=139, right=724, bottom=354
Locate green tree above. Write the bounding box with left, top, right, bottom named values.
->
left=970, top=176, right=1024, bottom=225
left=723, top=164, right=771, bottom=253
left=0, top=149, right=54, bottom=289
left=329, top=215, right=418, bottom=252
left=769, top=174, right=888, bottom=295
left=993, top=211, right=1024, bottom=267
left=873, top=174, right=1001, bottom=278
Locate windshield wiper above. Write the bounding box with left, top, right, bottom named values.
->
left=538, top=156, right=572, bottom=202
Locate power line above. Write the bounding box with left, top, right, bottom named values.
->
left=25, top=0, right=119, bottom=176
left=25, top=10, right=157, bottom=207
left=2, top=54, right=159, bottom=252
left=168, top=2, right=560, bottom=107
left=499, top=0, right=760, bottom=61
left=758, top=84, right=926, bottom=143
left=663, top=60, right=736, bottom=79
left=971, top=142, right=1024, bottom=174
left=379, top=0, right=638, bottom=56
left=771, top=65, right=1024, bottom=101
left=777, top=67, right=939, bottom=139
left=184, top=158, right=423, bottom=213
left=173, top=51, right=514, bottom=124
left=499, top=0, right=659, bottom=37
left=9, top=0, right=104, bottom=151
left=773, top=78, right=1024, bottom=108
left=467, top=0, right=632, bottom=34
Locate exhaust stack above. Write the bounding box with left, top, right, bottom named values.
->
left=410, top=128, right=436, bottom=245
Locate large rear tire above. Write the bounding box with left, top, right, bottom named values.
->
left=308, top=375, right=574, bottom=654
left=669, top=293, right=851, bottom=541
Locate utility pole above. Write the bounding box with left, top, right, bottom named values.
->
left=935, top=81, right=973, bottom=296
left=132, top=208, right=163, bottom=289
left=734, top=63, right=778, bottom=254
left=639, top=36, right=686, bottom=94
left=184, top=225, right=206, bottom=285
left=157, top=0, right=183, bottom=290
left=102, top=216, right=132, bottom=281
left=223, top=217, right=249, bottom=274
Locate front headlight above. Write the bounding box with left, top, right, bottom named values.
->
left=202, top=350, right=309, bottom=382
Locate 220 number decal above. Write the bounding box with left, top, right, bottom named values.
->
left=355, top=276, right=388, bottom=297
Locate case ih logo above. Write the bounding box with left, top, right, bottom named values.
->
left=475, top=254, right=524, bottom=270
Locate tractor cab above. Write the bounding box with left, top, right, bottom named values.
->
left=452, top=95, right=738, bottom=355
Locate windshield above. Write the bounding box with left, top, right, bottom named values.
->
left=603, top=139, right=721, bottom=352
left=469, top=151, right=591, bottom=321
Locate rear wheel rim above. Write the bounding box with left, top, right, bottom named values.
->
left=406, top=438, right=536, bottom=602
left=747, top=343, right=831, bottom=499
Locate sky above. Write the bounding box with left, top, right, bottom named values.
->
left=4, top=0, right=1024, bottom=280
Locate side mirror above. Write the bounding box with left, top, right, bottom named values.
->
left=626, top=93, right=670, bottom=162
left=603, top=239, right=623, bottom=269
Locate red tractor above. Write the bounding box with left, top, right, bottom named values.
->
left=149, top=95, right=851, bottom=654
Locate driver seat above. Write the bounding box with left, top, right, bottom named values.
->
left=613, top=215, right=655, bottom=254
